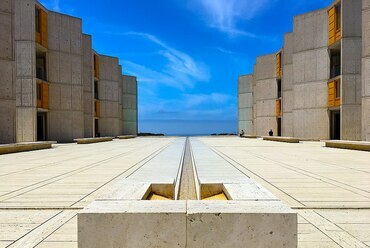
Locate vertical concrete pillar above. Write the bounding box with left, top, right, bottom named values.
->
left=0, top=0, right=16, bottom=143
left=122, top=75, right=138, bottom=135
left=238, top=75, right=254, bottom=135
left=253, top=54, right=278, bottom=136
left=362, top=0, right=370, bottom=141
left=82, top=34, right=94, bottom=138
left=98, top=55, right=121, bottom=137
left=282, top=33, right=294, bottom=137
left=14, top=0, right=37, bottom=143
left=292, top=9, right=330, bottom=140
left=341, top=0, right=362, bottom=141
left=47, top=12, right=84, bottom=142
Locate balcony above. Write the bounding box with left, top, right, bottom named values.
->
left=328, top=79, right=341, bottom=108
left=94, top=100, right=101, bottom=118
left=37, top=80, right=49, bottom=109
left=276, top=99, right=282, bottom=117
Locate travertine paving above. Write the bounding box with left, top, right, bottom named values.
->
left=0, top=137, right=369, bottom=247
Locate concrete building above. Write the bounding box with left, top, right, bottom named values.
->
left=362, top=0, right=370, bottom=141
left=0, top=0, right=138, bottom=144
left=237, top=75, right=254, bottom=135
left=122, top=75, right=138, bottom=135
left=253, top=54, right=279, bottom=136
left=239, top=0, right=367, bottom=141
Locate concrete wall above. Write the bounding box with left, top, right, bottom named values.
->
left=47, top=11, right=84, bottom=142
left=14, top=0, right=37, bottom=142
left=282, top=33, right=294, bottom=137
left=122, top=75, right=138, bottom=135
left=0, top=0, right=15, bottom=143
left=98, top=55, right=122, bottom=137
left=363, top=0, right=370, bottom=141
left=238, top=75, right=254, bottom=135
left=82, top=34, right=93, bottom=138
left=341, top=0, right=362, bottom=140
left=292, top=9, right=330, bottom=140
left=254, top=54, right=277, bottom=136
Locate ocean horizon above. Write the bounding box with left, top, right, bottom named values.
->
left=139, top=120, right=237, bottom=136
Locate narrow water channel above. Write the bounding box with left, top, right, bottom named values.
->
left=178, top=138, right=197, bottom=200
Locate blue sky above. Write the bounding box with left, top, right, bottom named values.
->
left=40, top=0, right=332, bottom=135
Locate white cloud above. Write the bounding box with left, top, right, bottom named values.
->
left=193, top=0, right=271, bottom=37
left=126, top=32, right=210, bottom=89
left=51, top=0, right=61, bottom=11
left=183, top=93, right=231, bottom=107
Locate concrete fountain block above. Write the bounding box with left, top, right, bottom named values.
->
left=78, top=200, right=187, bottom=248
left=186, top=200, right=297, bottom=248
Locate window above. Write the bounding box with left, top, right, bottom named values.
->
left=336, top=4, right=341, bottom=31
left=35, top=8, right=40, bottom=33
left=36, top=54, right=47, bottom=81
left=94, top=81, right=99, bottom=100
left=277, top=79, right=282, bottom=98
left=330, top=50, right=341, bottom=79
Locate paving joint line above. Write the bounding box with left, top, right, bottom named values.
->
left=0, top=140, right=171, bottom=202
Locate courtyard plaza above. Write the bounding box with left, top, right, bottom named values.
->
left=0, top=137, right=369, bottom=247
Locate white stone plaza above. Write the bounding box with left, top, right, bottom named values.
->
left=0, top=137, right=369, bottom=247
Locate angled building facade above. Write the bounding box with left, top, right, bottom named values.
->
left=0, top=0, right=138, bottom=144
left=239, top=0, right=368, bottom=141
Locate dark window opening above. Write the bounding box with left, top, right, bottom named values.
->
left=36, top=54, right=47, bottom=81
left=330, top=50, right=341, bottom=79
left=95, top=119, right=100, bottom=137
left=277, top=118, right=282, bottom=137
left=330, top=111, right=341, bottom=140
left=336, top=4, right=341, bottom=31
left=37, top=112, right=47, bottom=141
left=277, top=79, right=282, bottom=98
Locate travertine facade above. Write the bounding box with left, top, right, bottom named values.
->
left=0, top=0, right=138, bottom=144
left=239, top=0, right=368, bottom=141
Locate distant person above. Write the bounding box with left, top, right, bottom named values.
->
left=240, top=130, right=245, bottom=137
left=269, top=129, right=273, bottom=136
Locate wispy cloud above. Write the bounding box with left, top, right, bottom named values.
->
left=192, top=0, right=272, bottom=37
left=125, top=32, right=210, bottom=89
left=139, top=92, right=235, bottom=120
left=183, top=93, right=231, bottom=108
left=51, top=0, right=61, bottom=11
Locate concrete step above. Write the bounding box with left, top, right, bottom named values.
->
left=0, top=141, right=55, bottom=155
left=116, top=135, right=137, bottom=139
left=262, top=136, right=300, bottom=143
left=73, top=137, right=113, bottom=144
left=324, top=140, right=370, bottom=152
left=241, top=135, right=260, bottom=139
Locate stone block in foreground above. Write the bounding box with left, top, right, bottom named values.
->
left=78, top=199, right=297, bottom=248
